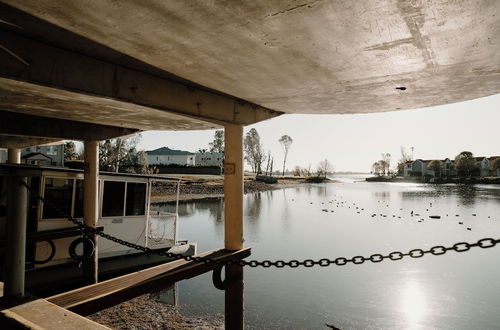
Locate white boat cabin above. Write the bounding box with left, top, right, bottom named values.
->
left=0, top=164, right=181, bottom=269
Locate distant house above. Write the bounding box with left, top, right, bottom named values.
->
left=195, top=152, right=223, bottom=167
left=402, top=155, right=500, bottom=178
left=405, top=159, right=434, bottom=177
left=22, top=143, right=64, bottom=166
left=0, top=143, right=64, bottom=166
left=146, top=147, right=195, bottom=166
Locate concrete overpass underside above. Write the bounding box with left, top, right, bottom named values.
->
left=0, top=0, right=499, bottom=142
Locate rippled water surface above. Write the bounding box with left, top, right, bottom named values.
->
left=156, top=178, right=500, bottom=329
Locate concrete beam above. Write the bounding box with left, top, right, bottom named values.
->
left=0, top=29, right=282, bottom=128
left=0, top=110, right=139, bottom=141
left=0, top=135, right=61, bottom=148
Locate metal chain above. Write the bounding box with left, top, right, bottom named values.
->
left=18, top=180, right=500, bottom=268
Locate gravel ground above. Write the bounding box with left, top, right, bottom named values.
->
left=89, top=294, right=223, bottom=330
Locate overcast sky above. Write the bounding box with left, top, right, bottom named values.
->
left=138, top=93, right=500, bottom=173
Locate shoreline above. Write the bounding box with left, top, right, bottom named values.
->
left=366, top=176, right=500, bottom=184
left=151, top=176, right=335, bottom=203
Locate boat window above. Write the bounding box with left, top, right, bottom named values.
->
left=43, top=178, right=73, bottom=219
left=125, top=182, right=147, bottom=216
left=102, top=181, right=125, bottom=217
left=74, top=179, right=84, bottom=218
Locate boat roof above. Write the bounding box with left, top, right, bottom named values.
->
left=0, top=163, right=181, bottom=181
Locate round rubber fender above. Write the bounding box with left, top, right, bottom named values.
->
left=33, top=240, right=56, bottom=265
left=68, top=237, right=95, bottom=261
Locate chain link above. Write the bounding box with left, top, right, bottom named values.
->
left=18, top=180, right=500, bottom=268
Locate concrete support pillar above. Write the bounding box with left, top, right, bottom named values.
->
left=223, top=124, right=244, bottom=250
left=83, top=140, right=99, bottom=284
left=7, top=148, right=21, bottom=164
left=4, top=176, right=28, bottom=298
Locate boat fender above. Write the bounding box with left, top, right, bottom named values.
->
left=212, top=267, right=226, bottom=290
left=34, top=240, right=56, bottom=265
left=69, top=237, right=95, bottom=261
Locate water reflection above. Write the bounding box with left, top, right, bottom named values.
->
left=159, top=181, right=500, bottom=329
left=399, top=184, right=483, bottom=207
left=373, top=191, right=391, bottom=199
left=399, top=280, right=429, bottom=329
left=246, top=193, right=262, bottom=240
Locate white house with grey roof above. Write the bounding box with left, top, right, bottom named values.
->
left=146, top=147, right=195, bottom=166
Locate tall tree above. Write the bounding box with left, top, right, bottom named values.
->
left=64, top=141, right=80, bottom=160
left=427, top=160, right=442, bottom=177
left=371, top=161, right=383, bottom=176
left=317, top=159, right=334, bottom=178
left=209, top=130, right=224, bottom=153
left=492, top=158, right=500, bottom=175
left=381, top=153, right=391, bottom=175
left=397, top=146, right=412, bottom=175
left=99, top=134, right=146, bottom=173
left=454, top=151, right=476, bottom=177
left=279, top=135, right=293, bottom=176
left=244, top=128, right=266, bottom=174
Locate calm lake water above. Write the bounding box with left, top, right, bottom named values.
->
left=155, top=177, right=500, bottom=329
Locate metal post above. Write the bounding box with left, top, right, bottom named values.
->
left=7, top=148, right=21, bottom=164
left=223, top=124, right=244, bottom=250
left=4, top=176, right=28, bottom=298
left=225, top=264, right=244, bottom=329
left=83, top=140, right=99, bottom=284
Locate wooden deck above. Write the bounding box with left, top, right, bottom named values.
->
left=48, top=247, right=251, bottom=315
left=0, top=282, right=110, bottom=329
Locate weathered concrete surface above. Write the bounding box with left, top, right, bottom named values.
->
left=2, top=0, right=498, bottom=119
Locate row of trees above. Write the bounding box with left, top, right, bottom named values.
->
left=291, top=159, right=334, bottom=178
left=208, top=128, right=294, bottom=176
left=64, top=136, right=149, bottom=174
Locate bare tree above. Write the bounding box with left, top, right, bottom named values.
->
left=381, top=153, right=391, bottom=175
left=397, top=146, right=412, bottom=175
left=317, top=159, right=334, bottom=178
left=244, top=128, right=266, bottom=174
left=209, top=130, right=224, bottom=153
left=279, top=135, right=293, bottom=176
left=371, top=161, right=383, bottom=176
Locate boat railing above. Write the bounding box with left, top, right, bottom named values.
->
left=147, top=211, right=178, bottom=248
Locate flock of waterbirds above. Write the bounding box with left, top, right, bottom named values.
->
left=290, top=193, right=496, bottom=232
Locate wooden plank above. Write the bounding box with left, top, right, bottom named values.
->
left=48, top=247, right=251, bottom=315
left=0, top=298, right=110, bottom=329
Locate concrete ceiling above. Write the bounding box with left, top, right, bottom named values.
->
left=0, top=0, right=499, bottom=140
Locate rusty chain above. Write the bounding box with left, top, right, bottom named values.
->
left=19, top=180, right=500, bottom=268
